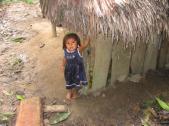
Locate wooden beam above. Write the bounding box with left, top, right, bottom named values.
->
left=16, top=97, right=42, bottom=126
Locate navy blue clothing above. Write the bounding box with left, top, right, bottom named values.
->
left=64, top=49, right=87, bottom=89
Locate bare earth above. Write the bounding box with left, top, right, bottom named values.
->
left=0, top=2, right=169, bottom=126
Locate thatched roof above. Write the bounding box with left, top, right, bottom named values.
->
left=40, top=0, right=169, bottom=45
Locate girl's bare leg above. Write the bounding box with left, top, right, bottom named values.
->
left=72, top=88, right=79, bottom=99
left=66, top=89, right=72, bottom=100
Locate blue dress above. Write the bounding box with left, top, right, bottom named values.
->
left=64, top=49, right=87, bottom=89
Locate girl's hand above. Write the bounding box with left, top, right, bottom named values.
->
left=79, top=36, right=91, bottom=52
left=85, top=37, right=91, bottom=45
left=61, top=57, right=66, bottom=72
left=61, top=65, right=64, bottom=72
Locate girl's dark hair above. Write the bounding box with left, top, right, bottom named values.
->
left=63, top=33, right=81, bottom=49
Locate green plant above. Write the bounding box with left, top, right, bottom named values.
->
left=0, top=0, right=33, bottom=4
left=11, top=58, right=22, bottom=66
left=23, top=0, right=33, bottom=4
left=156, top=97, right=169, bottom=111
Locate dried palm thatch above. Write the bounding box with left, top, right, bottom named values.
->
left=40, top=0, right=169, bottom=45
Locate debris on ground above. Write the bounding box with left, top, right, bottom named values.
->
left=0, top=112, right=15, bottom=124
left=2, top=90, right=13, bottom=96
left=141, top=108, right=156, bottom=126
left=117, top=75, right=128, bottom=82
left=141, top=95, right=169, bottom=125
left=49, top=111, right=71, bottom=125
left=39, top=43, right=45, bottom=48
left=128, top=74, right=143, bottom=83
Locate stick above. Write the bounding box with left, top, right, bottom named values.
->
left=44, top=105, right=68, bottom=113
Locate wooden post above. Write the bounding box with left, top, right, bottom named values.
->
left=111, top=42, right=131, bottom=85
left=131, top=43, right=147, bottom=74
left=51, top=22, right=57, bottom=37
left=157, top=38, right=168, bottom=69
left=92, top=35, right=112, bottom=91
left=143, top=36, right=159, bottom=73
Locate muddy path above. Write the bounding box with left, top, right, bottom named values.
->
left=0, top=2, right=169, bottom=126
left=0, top=2, right=66, bottom=98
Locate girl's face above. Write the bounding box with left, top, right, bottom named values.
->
left=66, top=38, right=77, bottom=51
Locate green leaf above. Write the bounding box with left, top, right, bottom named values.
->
left=156, top=97, right=169, bottom=111
left=49, top=112, right=71, bottom=125
left=16, top=95, right=25, bottom=100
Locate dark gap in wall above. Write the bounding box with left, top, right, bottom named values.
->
left=106, top=58, right=112, bottom=87
left=129, top=47, right=134, bottom=74
left=156, top=31, right=166, bottom=69
left=156, top=40, right=163, bottom=70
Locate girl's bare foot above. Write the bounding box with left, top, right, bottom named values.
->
left=72, top=89, right=80, bottom=99
left=72, top=94, right=79, bottom=99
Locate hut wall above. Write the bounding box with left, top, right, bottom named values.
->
left=111, top=42, right=131, bottom=85
left=158, top=39, right=168, bottom=69
left=92, top=36, right=112, bottom=91
left=131, top=43, right=147, bottom=74
left=143, top=43, right=158, bottom=73
left=144, top=36, right=160, bottom=73
left=165, top=47, right=169, bottom=68
left=91, top=35, right=166, bottom=90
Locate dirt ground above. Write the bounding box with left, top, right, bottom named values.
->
left=0, top=2, right=169, bottom=126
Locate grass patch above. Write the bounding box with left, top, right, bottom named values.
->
left=0, top=0, right=34, bottom=4
left=0, top=112, right=15, bottom=123
left=11, top=37, right=26, bottom=43
left=23, top=0, right=33, bottom=4
left=11, top=58, right=22, bottom=66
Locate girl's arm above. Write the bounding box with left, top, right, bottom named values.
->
left=79, top=37, right=90, bottom=53
left=61, top=57, right=66, bottom=72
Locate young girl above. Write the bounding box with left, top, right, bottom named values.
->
left=62, top=33, right=90, bottom=100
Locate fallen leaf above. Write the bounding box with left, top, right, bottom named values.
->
left=156, top=97, right=169, bottom=111
left=49, top=111, right=71, bottom=125
left=16, top=95, right=25, bottom=100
